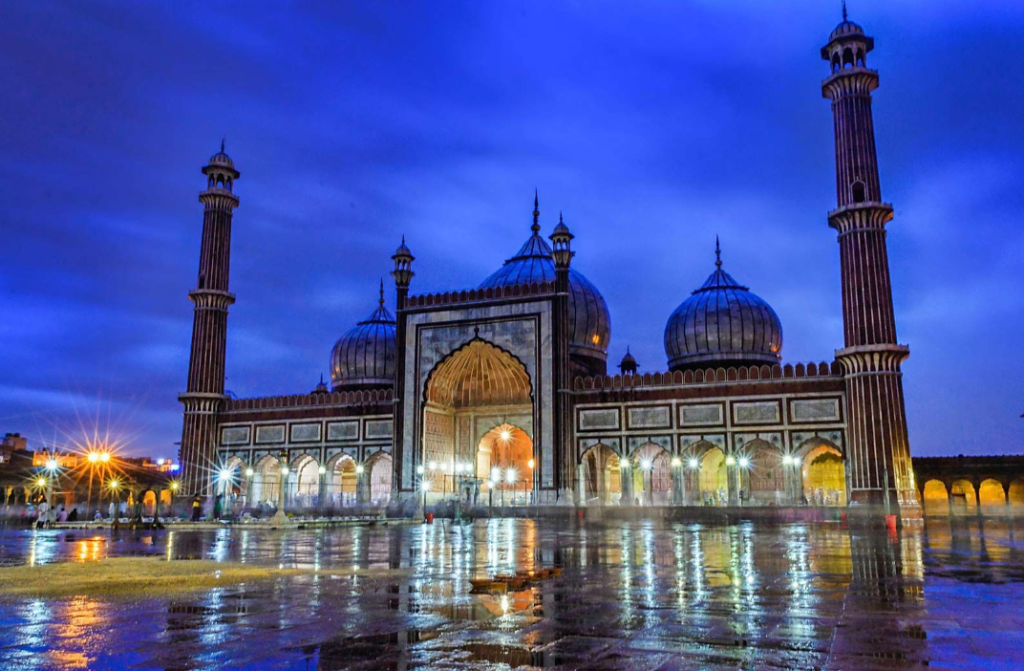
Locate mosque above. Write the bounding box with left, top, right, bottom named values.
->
left=178, top=12, right=920, bottom=516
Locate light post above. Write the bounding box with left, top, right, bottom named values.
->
left=688, top=458, right=701, bottom=505
left=421, top=479, right=430, bottom=518
left=671, top=457, right=682, bottom=505
left=527, top=458, right=535, bottom=505
left=640, top=459, right=653, bottom=506
left=725, top=456, right=737, bottom=506
left=505, top=468, right=516, bottom=507
left=168, top=480, right=179, bottom=517
left=44, top=458, right=58, bottom=519
left=738, top=457, right=750, bottom=506
left=490, top=467, right=500, bottom=509
left=108, top=478, right=121, bottom=521
left=245, top=467, right=255, bottom=510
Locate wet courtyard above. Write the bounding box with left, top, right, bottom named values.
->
left=0, top=517, right=1023, bottom=670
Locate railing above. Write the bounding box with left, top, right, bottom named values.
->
left=574, top=361, right=841, bottom=391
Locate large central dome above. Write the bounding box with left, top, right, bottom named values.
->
left=479, top=206, right=611, bottom=375
left=664, top=242, right=782, bottom=371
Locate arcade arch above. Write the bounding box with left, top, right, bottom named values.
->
left=365, top=451, right=393, bottom=505
left=797, top=439, right=847, bottom=506
left=579, top=443, right=621, bottom=505
left=922, top=480, right=949, bottom=515
left=631, top=442, right=671, bottom=506
left=326, top=453, right=358, bottom=508
left=251, top=455, right=281, bottom=507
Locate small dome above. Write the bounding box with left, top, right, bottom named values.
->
left=330, top=286, right=396, bottom=390
left=393, top=236, right=413, bottom=259
left=664, top=243, right=782, bottom=371
left=618, top=347, right=638, bottom=374
left=479, top=218, right=611, bottom=370
left=208, top=140, right=234, bottom=169
left=312, top=375, right=329, bottom=394
left=829, top=20, right=863, bottom=41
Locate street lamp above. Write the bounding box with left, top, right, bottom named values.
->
left=737, top=457, right=750, bottom=506
left=108, top=478, right=121, bottom=519
left=640, top=459, right=653, bottom=506
left=43, top=459, right=58, bottom=518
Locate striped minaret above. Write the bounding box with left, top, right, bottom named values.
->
left=821, top=10, right=918, bottom=512
left=179, top=142, right=239, bottom=497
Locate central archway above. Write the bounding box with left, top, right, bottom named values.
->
left=422, top=338, right=534, bottom=504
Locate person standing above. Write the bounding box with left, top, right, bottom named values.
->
left=36, top=499, right=49, bottom=528
left=191, top=495, right=202, bottom=522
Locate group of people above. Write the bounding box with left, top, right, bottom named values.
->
left=32, top=500, right=82, bottom=528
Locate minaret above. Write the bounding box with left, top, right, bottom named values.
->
left=821, top=9, right=917, bottom=512
left=550, top=207, right=575, bottom=503
left=179, top=142, right=240, bottom=497
left=391, top=236, right=414, bottom=495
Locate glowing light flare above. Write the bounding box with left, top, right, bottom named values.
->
left=169, top=481, right=180, bottom=491
left=527, top=459, right=535, bottom=469
left=218, top=469, right=233, bottom=482
left=726, top=456, right=736, bottom=466
left=245, top=468, right=254, bottom=477
left=688, top=458, right=699, bottom=469
left=99, top=452, right=110, bottom=463
left=491, top=467, right=501, bottom=482
left=87, top=452, right=100, bottom=464
left=45, top=459, right=59, bottom=472
left=318, top=466, right=327, bottom=475
left=640, top=459, right=652, bottom=471
left=428, top=460, right=437, bottom=471
left=417, top=465, right=425, bottom=475
left=108, top=479, right=120, bottom=491
left=738, top=457, right=750, bottom=469
left=499, top=430, right=511, bottom=442
left=621, top=458, right=630, bottom=468
left=505, top=469, right=516, bottom=484
left=671, top=457, right=681, bottom=468
left=422, top=480, right=431, bottom=492
left=36, top=477, right=47, bottom=488
left=281, top=467, right=290, bottom=476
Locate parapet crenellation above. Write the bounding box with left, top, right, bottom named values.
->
left=573, top=361, right=841, bottom=390
left=403, top=281, right=555, bottom=309
left=222, top=388, right=393, bottom=411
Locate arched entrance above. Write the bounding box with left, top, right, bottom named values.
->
left=327, top=454, right=358, bottom=508
left=949, top=480, right=977, bottom=513
left=800, top=442, right=847, bottom=506
left=922, top=480, right=949, bottom=515
left=699, top=447, right=728, bottom=506
left=1009, top=480, right=1024, bottom=510
left=479, top=423, right=533, bottom=505
left=366, top=451, right=393, bottom=505
left=741, top=439, right=785, bottom=505
left=579, top=444, right=621, bottom=505
left=252, top=455, right=281, bottom=508
left=631, top=442, right=671, bottom=506
left=978, top=479, right=1006, bottom=512
left=422, top=338, right=534, bottom=506
left=291, top=454, right=320, bottom=508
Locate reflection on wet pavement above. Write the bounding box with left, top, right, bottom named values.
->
left=1, top=517, right=1023, bottom=669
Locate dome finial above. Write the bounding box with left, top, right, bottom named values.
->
left=842, top=0, right=848, bottom=21
left=715, top=236, right=722, bottom=268
left=379, top=278, right=385, bottom=306
left=221, top=137, right=225, bottom=153
left=532, top=189, right=541, bottom=234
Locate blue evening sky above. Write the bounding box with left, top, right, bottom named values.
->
left=1, top=1, right=1022, bottom=458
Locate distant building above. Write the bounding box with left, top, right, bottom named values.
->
left=179, top=12, right=922, bottom=516
left=1, top=433, right=27, bottom=464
